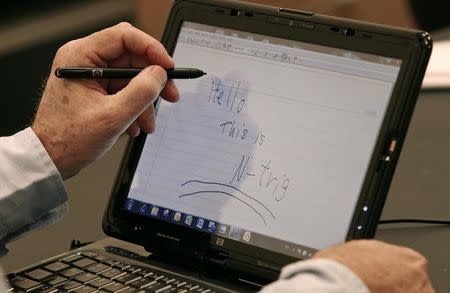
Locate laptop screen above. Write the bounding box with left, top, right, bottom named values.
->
left=124, top=21, right=401, bottom=258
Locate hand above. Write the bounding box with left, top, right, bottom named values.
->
left=314, top=240, right=435, bottom=293
left=32, top=22, right=179, bottom=179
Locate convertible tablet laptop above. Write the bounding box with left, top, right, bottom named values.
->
left=8, top=0, right=431, bottom=292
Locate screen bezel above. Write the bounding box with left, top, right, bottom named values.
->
left=103, top=0, right=431, bottom=278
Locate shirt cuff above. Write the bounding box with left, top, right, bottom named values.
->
left=260, top=258, right=369, bottom=293
left=0, top=127, right=68, bottom=242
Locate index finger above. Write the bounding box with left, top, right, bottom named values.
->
left=81, top=22, right=174, bottom=68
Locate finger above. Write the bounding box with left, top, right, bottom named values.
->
left=136, top=105, right=156, bottom=133
left=83, top=22, right=174, bottom=68
left=107, top=54, right=150, bottom=94
left=126, top=121, right=140, bottom=137
left=160, top=79, right=180, bottom=103
left=110, top=65, right=166, bottom=123
left=422, top=283, right=436, bottom=293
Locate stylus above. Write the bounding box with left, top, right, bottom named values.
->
left=55, top=67, right=206, bottom=79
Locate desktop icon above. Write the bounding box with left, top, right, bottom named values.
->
left=207, top=221, right=217, bottom=233
left=139, top=204, right=148, bottom=215
left=229, top=227, right=242, bottom=240
left=218, top=224, right=228, bottom=235
left=196, top=218, right=205, bottom=229
left=242, top=231, right=251, bottom=242
left=173, top=212, right=182, bottom=222
left=184, top=215, right=193, bottom=226
left=126, top=199, right=135, bottom=211
left=162, top=209, right=170, bottom=218
left=150, top=206, right=159, bottom=216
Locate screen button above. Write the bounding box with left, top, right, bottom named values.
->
left=150, top=206, right=159, bottom=217
left=184, top=215, right=193, bottom=226
left=196, top=218, right=205, bottom=229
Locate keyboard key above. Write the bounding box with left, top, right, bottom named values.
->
left=123, top=266, right=142, bottom=273
left=102, top=259, right=119, bottom=266
left=149, top=274, right=165, bottom=281
left=70, top=286, right=98, bottom=293
left=62, top=254, right=83, bottom=263
left=155, top=284, right=174, bottom=292
left=86, top=263, right=111, bottom=274
left=189, top=288, right=204, bottom=293
left=133, top=270, right=150, bottom=277
left=10, top=276, right=42, bottom=291
left=46, top=275, right=69, bottom=286
left=25, top=268, right=53, bottom=280
left=73, top=258, right=97, bottom=268
left=61, top=267, right=84, bottom=278
left=142, top=282, right=166, bottom=292
left=117, top=288, right=138, bottom=293
left=128, top=278, right=155, bottom=289
left=115, top=274, right=141, bottom=284
left=118, top=287, right=138, bottom=293
left=81, top=251, right=98, bottom=258
left=112, top=262, right=129, bottom=270
left=29, top=285, right=58, bottom=293
left=100, top=268, right=125, bottom=279
left=192, top=288, right=212, bottom=293
left=161, top=277, right=176, bottom=284
left=164, top=288, right=181, bottom=293
left=102, top=282, right=128, bottom=292
left=184, top=284, right=199, bottom=291
left=45, top=261, right=70, bottom=272
left=172, top=281, right=186, bottom=288
left=57, top=280, right=83, bottom=291
left=74, top=273, right=98, bottom=283
left=87, top=277, right=113, bottom=288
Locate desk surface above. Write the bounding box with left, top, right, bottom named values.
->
left=376, top=226, right=450, bottom=292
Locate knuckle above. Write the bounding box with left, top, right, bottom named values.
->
left=418, top=254, right=428, bottom=269
left=143, top=66, right=166, bottom=91
left=56, top=40, right=78, bottom=56
left=116, top=21, right=133, bottom=31
left=146, top=77, right=163, bottom=98
left=405, top=247, right=422, bottom=257
left=54, top=40, right=81, bottom=65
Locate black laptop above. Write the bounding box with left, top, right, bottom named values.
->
left=7, top=0, right=431, bottom=292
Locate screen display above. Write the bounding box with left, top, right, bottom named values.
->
left=124, top=22, right=401, bottom=258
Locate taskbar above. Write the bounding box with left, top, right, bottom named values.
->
left=124, top=198, right=316, bottom=259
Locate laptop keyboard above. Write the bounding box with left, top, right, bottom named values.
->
left=7, top=250, right=219, bottom=293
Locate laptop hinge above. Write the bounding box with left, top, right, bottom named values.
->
left=203, top=248, right=276, bottom=287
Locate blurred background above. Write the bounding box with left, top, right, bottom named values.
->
left=1, top=0, right=449, bottom=273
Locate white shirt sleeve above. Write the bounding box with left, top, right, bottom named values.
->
left=0, top=127, right=67, bottom=252
left=259, top=258, right=369, bottom=293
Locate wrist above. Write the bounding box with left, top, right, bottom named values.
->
left=31, top=122, right=70, bottom=179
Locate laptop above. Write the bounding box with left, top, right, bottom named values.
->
left=7, top=0, right=431, bottom=292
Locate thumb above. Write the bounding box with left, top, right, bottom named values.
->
left=111, top=65, right=167, bottom=119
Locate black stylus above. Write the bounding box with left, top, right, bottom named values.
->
left=55, top=67, right=206, bottom=79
